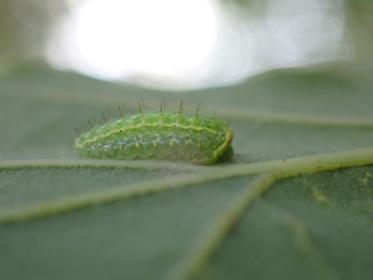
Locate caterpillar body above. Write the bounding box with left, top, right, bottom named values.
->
left=74, top=112, right=233, bottom=165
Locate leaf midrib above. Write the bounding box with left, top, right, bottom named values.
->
left=2, top=146, right=373, bottom=224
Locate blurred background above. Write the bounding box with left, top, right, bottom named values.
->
left=0, top=0, right=372, bottom=90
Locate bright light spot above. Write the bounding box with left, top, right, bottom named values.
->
left=47, top=0, right=218, bottom=86
left=47, top=0, right=349, bottom=89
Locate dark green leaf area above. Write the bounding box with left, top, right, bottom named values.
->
left=185, top=65, right=373, bottom=119
left=2, top=63, right=373, bottom=280
left=0, top=177, right=253, bottom=280
left=203, top=166, right=373, bottom=280
left=0, top=167, right=177, bottom=211
left=232, top=121, right=373, bottom=162
left=0, top=94, right=100, bottom=160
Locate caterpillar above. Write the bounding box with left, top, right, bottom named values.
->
left=74, top=107, right=233, bottom=165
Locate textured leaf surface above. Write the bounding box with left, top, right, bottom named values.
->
left=1, top=63, right=373, bottom=280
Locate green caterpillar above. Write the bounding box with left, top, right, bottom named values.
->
left=74, top=110, right=233, bottom=165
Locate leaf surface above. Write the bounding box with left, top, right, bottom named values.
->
left=1, top=63, right=373, bottom=280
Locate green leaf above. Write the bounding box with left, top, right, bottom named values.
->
left=1, top=62, right=373, bottom=280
